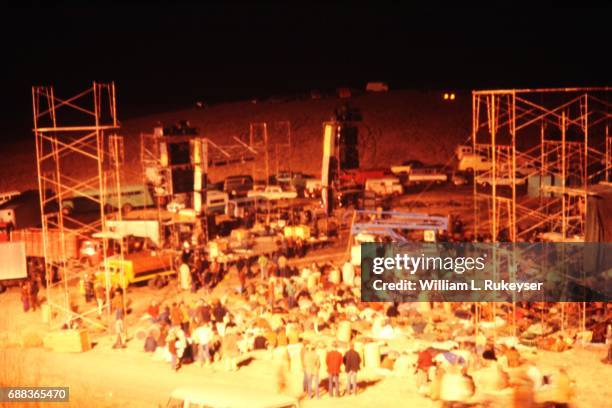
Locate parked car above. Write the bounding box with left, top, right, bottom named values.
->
left=247, top=185, right=297, bottom=200
left=365, top=177, right=403, bottom=197
left=475, top=172, right=527, bottom=187
left=406, top=166, right=449, bottom=185
left=223, top=175, right=254, bottom=198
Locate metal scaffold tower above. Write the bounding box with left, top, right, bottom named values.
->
left=472, top=87, right=612, bottom=242
left=32, top=82, right=124, bottom=330
left=249, top=121, right=292, bottom=184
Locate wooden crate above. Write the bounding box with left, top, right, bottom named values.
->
left=43, top=329, right=91, bottom=353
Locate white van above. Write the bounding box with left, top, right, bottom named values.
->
left=166, top=386, right=299, bottom=408
left=365, top=177, right=403, bottom=197
left=457, top=154, right=492, bottom=173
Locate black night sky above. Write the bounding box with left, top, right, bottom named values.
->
left=3, top=5, right=611, bottom=141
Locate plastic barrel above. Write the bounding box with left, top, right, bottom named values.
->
left=329, top=269, right=341, bottom=285
left=307, top=273, right=319, bottom=291
left=342, top=262, right=355, bottom=286
left=364, top=342, right=381, bottom=369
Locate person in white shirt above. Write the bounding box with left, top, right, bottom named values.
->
left=193, top=323, right=213, bottom=366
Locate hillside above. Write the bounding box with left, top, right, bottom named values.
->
left=0, top=89, right=470, bottom=192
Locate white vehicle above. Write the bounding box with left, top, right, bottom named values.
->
left=406, top=167, right=448, bottom=185
left=455, top=145, right=473, bottom=160
left=365, top=177, right=403, bottom=197
left=475, top=172, right=527, bottom=187
left=247, top=185, right=297, bottom=200
left=206, top=190, right=229, bottom=214
left=106, top=220, right=161, bottom=247
left=457, top=154, right=492, bottom=173
left=166, top=386, right=299, bottom=408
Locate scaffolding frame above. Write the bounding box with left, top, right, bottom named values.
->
left=471, top=87, right=611, bottom=335
left=472, top=87, right=612, bottom=242
left=32, top=82, right=123, bottom=331
left=249, top=121, right=292, bottom=184
left=141, top=131, right=258, bottom=244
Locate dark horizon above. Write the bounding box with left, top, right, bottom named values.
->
left=3, top=6, right=611, bottom=139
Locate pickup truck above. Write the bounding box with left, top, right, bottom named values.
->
left=96, top=250, right=175, bottom=289
left=390, top=160, right=425, bottom=176
left=247, top=185, right=297, bottom=200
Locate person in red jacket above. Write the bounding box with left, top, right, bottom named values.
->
left=326, top=342, right=343, bottom=397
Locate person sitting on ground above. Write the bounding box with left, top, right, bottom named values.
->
left=144, top=331, right=157, bottom=352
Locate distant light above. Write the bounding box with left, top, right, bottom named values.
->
left=450, top=93, right=456, bottom=100
left=443, top=93, right=449, bottom=100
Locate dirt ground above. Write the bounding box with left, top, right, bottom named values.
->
left=1, top=282, right=612, bottom=408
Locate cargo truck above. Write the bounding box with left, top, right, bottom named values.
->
left=0, top=241, right=28, bottom=293
left=93, top=231, right=175, bottom=289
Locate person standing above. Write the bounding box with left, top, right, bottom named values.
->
left=344, top=343, right=361, bottom=396
left=303, top=344, right=321, bottom=399
left=113, top=307, right=127, bottom=349
left=222, top=328, right=240, bottom=372
left=167, top=330, right=179, bottom=371
left=170, top=302, right=182, bottom=327
left=84, top=274, right=94, bottom=303
left=257, top=254, right=268, bottom=281
left=29, top=277, right=40, bottom=311
left=326, top=342, right=343, bottom=397
left=21, top=282, right=30, bottom=312
left=238, top=260, right=247, bottom=295
left=193, top=322, right=213, bottom=366
left=95, top=283, right=106, bottom=316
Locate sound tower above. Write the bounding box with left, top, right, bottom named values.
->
left=171, top=168, right=194, bottom=194
left=339, top=125, right=359, bottom=170
left=168, top=142, right=190, bottom=165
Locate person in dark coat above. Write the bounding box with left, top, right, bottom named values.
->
left=196, top=300, right=211, bottom=324
left=343, top=343, right=361, bottom=396
left=212, top=300, right=227, bottom=323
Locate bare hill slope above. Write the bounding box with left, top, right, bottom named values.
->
left=1, top=90, right=470, bottom=192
